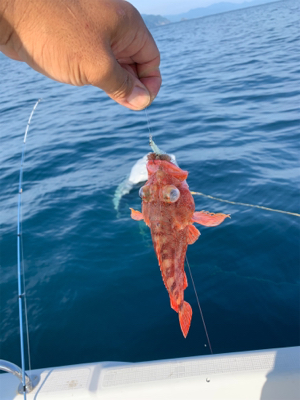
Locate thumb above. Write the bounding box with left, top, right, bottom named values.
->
left=90, top=55, right=151, bottom=111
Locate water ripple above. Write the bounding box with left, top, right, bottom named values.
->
left=0, top=0, right=299, bottom=368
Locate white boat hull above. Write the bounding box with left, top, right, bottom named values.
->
left=1, top=346, right=299, bottom=399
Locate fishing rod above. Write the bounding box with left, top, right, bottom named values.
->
left=17, top=99, right=41, bottom=399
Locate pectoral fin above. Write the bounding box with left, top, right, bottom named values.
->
left=130, top=208, right=144, bottom=221
left=192, top=211, right=230, bottom=227
left=188, top=224, right=201, bottom=244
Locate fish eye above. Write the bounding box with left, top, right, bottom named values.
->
left=162, top=185, right=180, bottom=203
left=169, top=188, right=180, bottom=202
left=139, top=185, right=151, bottom=202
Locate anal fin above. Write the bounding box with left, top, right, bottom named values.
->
left=170, top=296, right=179, bottom=312
left=183, top=272, right=188, bottom=289
left=188, top=224, right=200, bottom=244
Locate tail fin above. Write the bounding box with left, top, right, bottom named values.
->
left=179, top=301, right=192, bottom=338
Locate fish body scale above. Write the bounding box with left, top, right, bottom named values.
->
left=130, top=154, right=230, bottom=337
left=142, top=164, right=194, bottom=314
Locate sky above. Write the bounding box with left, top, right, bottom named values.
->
left=127, top=0, right=254, bottom=15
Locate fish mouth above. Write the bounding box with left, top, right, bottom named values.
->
left=148, top=136, right=178, bottom=165
left=147, top=152, right=172, bottom=162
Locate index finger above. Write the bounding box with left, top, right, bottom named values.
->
left=113, top=14, right=162, bottom=102
left=133, top=35, right=162, bottom=102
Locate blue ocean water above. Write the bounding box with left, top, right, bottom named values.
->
left=0, top=0, right=299, bottom=370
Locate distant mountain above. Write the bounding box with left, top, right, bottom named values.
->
left=142, top=14, right=171, bottom=29
left=165, top=0, right=276, bottom=22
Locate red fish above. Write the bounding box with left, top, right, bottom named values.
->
left=130, top=153, right=229, bottom=337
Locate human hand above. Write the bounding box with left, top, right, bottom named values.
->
left=0, top=0, right=161, bottom=110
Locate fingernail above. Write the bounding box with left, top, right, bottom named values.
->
left=127, top=85, right=151, bottom=109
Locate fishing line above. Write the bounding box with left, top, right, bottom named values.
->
left=144, top=107, right=152, bottom=141
left=191, top=191, right=300, bottom=217
left=144, top=108, right=157, bottom=158
left=185, top=256, right=213, bottom=355
left=17, top=98, right=41, bottom=398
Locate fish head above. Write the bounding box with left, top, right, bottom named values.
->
left=140, top=153, right=193, bottom=216
left=140, top=154, right=194, bottom=228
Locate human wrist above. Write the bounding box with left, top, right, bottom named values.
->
left=0, top=0, right=35, bottom=60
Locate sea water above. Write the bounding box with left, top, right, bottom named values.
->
left=0, top=0, right=299, bottom=369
